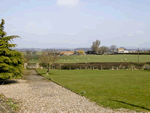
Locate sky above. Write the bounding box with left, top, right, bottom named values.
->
left=0, top=0, right=150, bottom=49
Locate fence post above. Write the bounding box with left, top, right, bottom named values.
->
left=123, top=66, right=124, bottom=70
left=134, top=66, right=136, bottom=70
left=36, top=63, right=39, bottom=69
left=112, top=66, right=114, bottom=70
left=24, top=63, right=27, bottom=69
left=59, top=65, right=61, bottom=70
left=117, top=67, right=118, bottom=70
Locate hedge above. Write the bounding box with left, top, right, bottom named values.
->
left=113, top=53, right=150, bottom=55
left=38, top=62, right=150, bottom=70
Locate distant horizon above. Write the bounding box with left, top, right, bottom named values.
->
left=13, top=46, right=150, bottom=50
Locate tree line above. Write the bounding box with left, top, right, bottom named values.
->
left=91, top=40, right=116, bottom=54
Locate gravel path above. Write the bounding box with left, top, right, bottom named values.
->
left=0, top=70, right=137, bottom=113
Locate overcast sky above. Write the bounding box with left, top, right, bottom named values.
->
left=0, top=0, right=150, bottom=49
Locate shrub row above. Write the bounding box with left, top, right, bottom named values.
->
left=38, top=62, right=150, bottom=70
left=113, top=53, right=150, bottom=55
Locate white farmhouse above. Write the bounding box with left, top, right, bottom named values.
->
left=124, top=50, right=129, bottom=53
left=117, top=48, right=129, bottom=53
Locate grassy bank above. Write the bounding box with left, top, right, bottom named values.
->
left=37, top=69, right=150, bottom=112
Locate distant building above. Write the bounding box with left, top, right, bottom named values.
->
left=117, top=48, right=129, bottom=53
left=60, top=51, right=74, bottom=56
left=117, top=48, right=125, bottom=53
left=124, top=50, right=129, bottom=53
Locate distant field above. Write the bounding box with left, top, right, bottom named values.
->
left=21, top=52, right=42, bottom=55
left=29, top=55, right=150, bottom=63
left=37, top=69, right=150, bottom=112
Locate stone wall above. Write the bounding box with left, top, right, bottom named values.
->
left=24, top=63, right=39, bottom=69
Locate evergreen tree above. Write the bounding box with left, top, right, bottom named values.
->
left=0, top=19, right=24, bottom=79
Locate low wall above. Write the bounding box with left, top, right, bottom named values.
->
left=24, top=63, right=39, bottom=69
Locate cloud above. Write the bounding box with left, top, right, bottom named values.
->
left=27, top=22, right=35, bottom=26
left=136, top=31, right=145, bottom=34
left=11, top=29, right=20, bottom=31
left=56, top=0, right=79, bottom=6
left=128, top=33, right=134, bottom=36
left=128, top=30, right=145, bottom=36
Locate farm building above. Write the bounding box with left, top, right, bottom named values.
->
left=117, top=48, right=129, bottom=53
left=60, top=51, right=74, bottom=56
left=117, top=48, right=125, bottom=53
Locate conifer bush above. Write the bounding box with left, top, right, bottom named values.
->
left=0, top=19, right=24, bottom=79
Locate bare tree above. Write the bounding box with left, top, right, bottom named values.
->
left=26, top=50, right=31, bottom=55
left=32, top=51, right=37, bottom=55
left=39, top=51, right=59, bottom=75
left=23, top=54, right=33, bottom=63
left=99, top=46, right=109, bottom=54
left=91, top=40, right=101, bottom=54
left=110, top=45, right=116, bottom=52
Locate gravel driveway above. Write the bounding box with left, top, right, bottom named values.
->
left=0, top=70, right=136, bottom=113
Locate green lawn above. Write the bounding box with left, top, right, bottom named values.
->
left=30, top=55, right=150, bottom=63
left=37, top=69, right=150, bottom=112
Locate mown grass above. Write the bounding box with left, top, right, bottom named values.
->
left=30, top=55, right=150, bottom=63
left=21, top=52, right=42, bottom=55
left=37, top=69, right=150, bottom=112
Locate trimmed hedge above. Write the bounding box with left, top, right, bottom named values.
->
left=26, top=62, right=150, bottom=70
left=113, top=53, right=150, bottom=55
left=38, top=62, right=150, bottom=70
